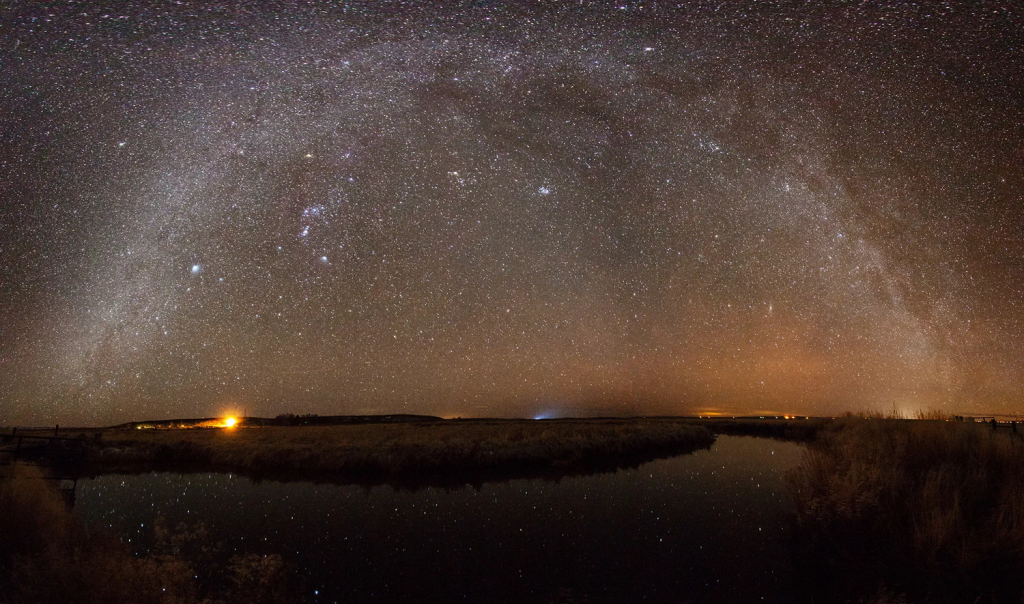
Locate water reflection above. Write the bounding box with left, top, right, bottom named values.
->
left=76, top=435, right=804, bottom=603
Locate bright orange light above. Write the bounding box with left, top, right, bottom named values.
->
left=223, top=416, right=238, bottom=428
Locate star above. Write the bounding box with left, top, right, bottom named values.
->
left=0, top=1, right=1020, bottom=424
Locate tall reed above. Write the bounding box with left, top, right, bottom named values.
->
left=787, top=418, right=1024, bottom=602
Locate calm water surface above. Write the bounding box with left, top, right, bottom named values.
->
left=76, top=435, right=804, bottom=603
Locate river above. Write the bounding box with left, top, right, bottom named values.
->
left=75, top=434, right=805, bottom=603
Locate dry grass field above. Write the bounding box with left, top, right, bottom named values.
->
left=787, top=418, right=1024, bottom=602
left=83, top=419, right=718, bottom=483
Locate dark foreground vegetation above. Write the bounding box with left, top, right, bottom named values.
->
left=0, top=464, right=304, bottom=604
left=9, top=416, right=1024, bottom=603
left=788, top=418, right=1024, bottom=603
left=82, top=419, right=718, bottom=486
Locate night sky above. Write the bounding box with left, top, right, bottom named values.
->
left=2, top=1, right=1022, bottom=425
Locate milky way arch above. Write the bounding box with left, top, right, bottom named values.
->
left=1, top=2, right=1021, bottom=423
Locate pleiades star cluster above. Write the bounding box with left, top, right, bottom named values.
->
left=1, top=1, right=1021, bottom=424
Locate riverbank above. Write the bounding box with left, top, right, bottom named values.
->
left=787, top=418, right=1024, bottom=603
left=81, top=419, right=726, bottom=485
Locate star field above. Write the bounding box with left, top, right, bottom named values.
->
left=1, top=1, right=1022, bottom=424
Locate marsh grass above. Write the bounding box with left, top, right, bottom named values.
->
left=86, top=419, right=716, bottom=485
left=787, top=418, right=1024, bottom=602
left=0, top=464, right=302, bottom=603
left=914, top=409, right=953, bottom=421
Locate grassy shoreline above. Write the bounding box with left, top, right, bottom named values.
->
left=787, top=418, right=1024, bottom=603
left=79, top=419, right=725, bottom=485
